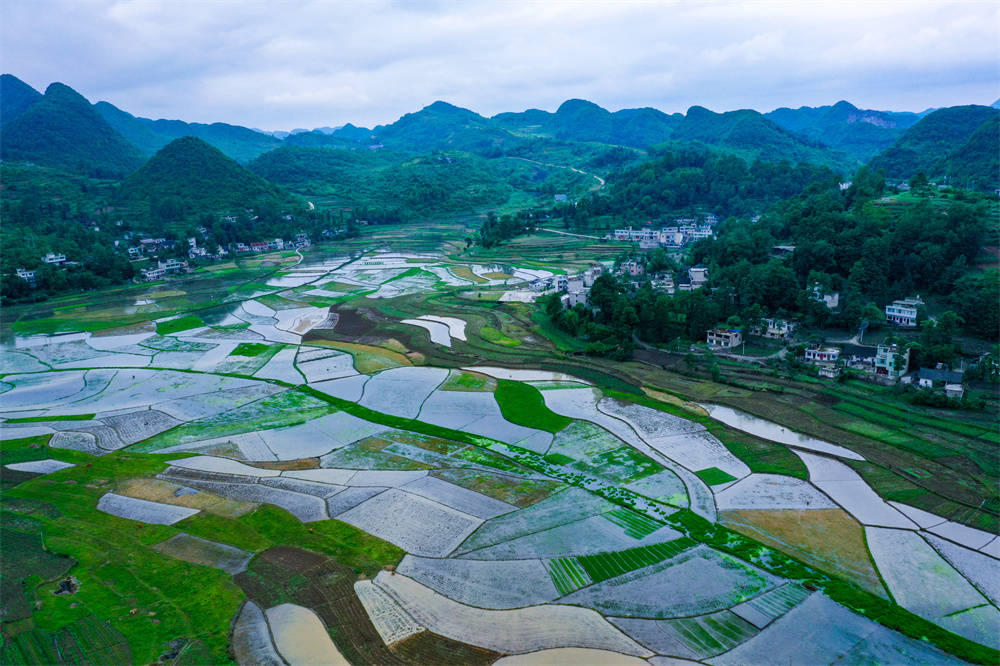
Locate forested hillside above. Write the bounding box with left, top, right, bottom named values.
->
left=0, top=82, right=144, bottom=177
left=868, top=105, right=999, bottom=180
left=0, top=73, right=42, bottom=125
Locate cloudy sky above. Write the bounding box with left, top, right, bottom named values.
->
left=2, top=0, right=997, bottom=131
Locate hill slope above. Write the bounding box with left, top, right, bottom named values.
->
left=95, top=101, right=282, bottom=163
left=868, top=105, right=1000, bottom=179
left=938, top=116, right=999, bottom=190
left=122, top=136, right=293, bottom=211
left=0, top=74, right=42, bottom=125
left=766, top=101, right=922, bottom=163
left=373, top=101, right=519, bottom=153
left=0, top=82, right=144, bottom=177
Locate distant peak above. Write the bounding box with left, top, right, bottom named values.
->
left=685, top=105, right=715, bottom=118
left=556, top=98, right=605, bottom=114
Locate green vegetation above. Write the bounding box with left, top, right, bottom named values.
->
left=0, top=82, right=143, bottom=178
left=546, top=557, right=592, bottom=595
left=869, top=105, right=999, bottom=181
left=5, top=414, right=94, bottom=423
left=121, top=136, right=296, bottom=213
left=155, top=314, right=204, bottom=335
left=493, top=379, right=571, bottom=433
left=479, top=325, right=521, bottom=346
left=575, top=537, right=697, bottom=583
left=695, top=467, right=739, bottom=485
left=603, top=507, right=667, bottom=538
left=230, top=342, right=272, bottom=357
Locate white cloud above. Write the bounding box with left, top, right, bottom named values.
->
left=1, top=0, right=996, bottom=130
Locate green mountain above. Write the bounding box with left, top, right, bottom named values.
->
left=868, top=105, right=1000, bottom=179
left=0, top=74, right=42, bottom=125
left=121, top=136, right=293, bottom=212
left=94, top=101, right=281, bottom=163
left=0, top=82, right=144, bottom=177
left=282, top=130, right=363, bottom=150
left=938, top=116, right=999, bottom=190
left=493, top=99, right=680, bottom=148
left=766, top=101, right=922, bottom=163
left=373, top=101, right=519, bottom=153
left=668, top=106, right=851, bottom=170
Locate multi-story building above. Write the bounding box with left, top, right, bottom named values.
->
left=805, top=346, right=840, bottom=363
left=752, top=318, right=796, bottom=340
left=42, top=252, right=66, bottom=265
left=875, top=343, right=910, bottom=381
left=885, top=296, right=923, bottom=327
left=15, top=268, right=36, bottom=285
left=707, top=328, right=742, bottom=348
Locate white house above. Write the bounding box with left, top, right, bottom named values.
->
left=805, top=347, right=840, bottom=363
left=42, top=252, right=66, bottom=265
left=885, top=296, right=923, bottom=327
left=15, top=268, right=36, bottom=285
left=753, top=318, right=796, bottom=340
left=688, top=266, right=708, bottom=287
left=875, top=343, right=909, bottom=381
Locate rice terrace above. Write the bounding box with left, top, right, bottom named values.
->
left=1, top=237, right=997, bottom=665
left=2, top=2, right=1000, bottom=663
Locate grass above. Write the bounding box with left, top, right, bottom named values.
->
left=494, top=379, right=572, bottom=433
left=4, top=414, right=94, bottom=423
left=155, top=315, right=204, bottom=335
left=229, top=342, right=273, bottom=357
left=439, top=370, right=496, bottom=392
left=574, top=536, right=697, bottom=583
left=449, top=265, right=487, bottom=283
left=695, top=467, right=739, bottom=486
left=480, top=325, right=521, bottom=346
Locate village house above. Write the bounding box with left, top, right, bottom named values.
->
left=810, top=283, right=840, bottom=310
left=621, top=260, right=644, bottom=277
left=707, top=328, right=742, bottom=349
left=874, top=343, right=910, bottom=382
left=582, top=264, right=604, bottom=287
left=805, top=346, right=840, bottom=363
left=752, top=318, right=796, bottom=340
left=561, top=290, right=588, bottom=308
left=15, top=268, right=36, bottom=286
left=885, top=296, right=923, bottom=327
left=902, top=366, right=965, bottom=398
left=42, top=252, right=66, bottom=265
left=688, top=266, right=708, bottom=288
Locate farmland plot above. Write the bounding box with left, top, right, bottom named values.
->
left=152, top=534, right=253, bottom=574
left=4, top=459, right=75, bottom=474
left=418, top=390, right=500, bottom=430
left=297, top=350, right=357, bottom=383
left=49, top=421, right=125, bottom=452
left=265, top=603, right=350, bottom=666
left=292, top=410, right=390, bottom=448
left=254, top=347, right=302, bottom=384
left=353, top=580, right=424, bottom=645
left=168, top=456, right=281, bottom=478
left=260, top=476, right=346, bottom=498
left=463, top=514, right=682, bottom=561
left=164, top=476, right=329, bottom=522
left=0, top=350, right=48, bottom=373
left=794, top=452, right=916, bottom=529
left=466, top=367, right=591, bottom=384
left=560, top=546, right=780, bottom=618
left=230, top=601, right=285, bottom=666
left=0, top=372, right=89, bottom=410
left=397, top=556, right=560, bottom=608
left=625, top=471, right=688, bottom=505
left=547, top=421, right=625, bottom=459
left=49, top=431, right=102, bottom=455
left=310, top=374, right=371, bottom=402
left=926, top=520, right=996, bottom=550
left=401, top=476, right=516, bottom=519
left=324, top=487, right=388, bottom=516
left=373, top=572, right=652, bottom=656
left=156, top=384, right=283, bottom=422
left=865, top=526, right=996, bottom=645
left=360, top=366, right=450, bottom=418
left=190, top=341, right=240, bottom=372
left=981, top=537, right=1000, bottom=559
left=644, top=431, right=750, bottom=483
left=338, top=488, right=482, bottom=556
left=887, top=502, right=947, bottom=528
left=707, top=593, right=967, bottom=666
left=102, top=409, right=181, bottom=446
left=493, top=648, right=649, bottom=666
left=457, top=487, right=616, bottom=553
left=0, top=424, right=54, bottom=440
left=923, top=533, right=1000, bottom=605
left=609, top=611, right=759, bottom=660
left=729, top=583, right=811, bottom=629
left=402, top=319, right=452, bottom=346
left=159, top=431, right=276, bottom=460
left=701, top=404, right=864, bottom=461
left=96, top=492, right=200, bottom=524
left=598, top=398, right=704, bottom=439
left=420, top=315, right=467, bottom=341
left=714, top=474, right=836, bottom=511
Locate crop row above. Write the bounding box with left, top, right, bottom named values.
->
left=546, top=557, right=593, bottom=595
left=575, top=536, right=697, bottom=583
left=603, top=507, right=666, bottom=538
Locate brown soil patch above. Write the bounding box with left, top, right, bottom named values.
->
left=720, top=509, right=887, bottom=597
left=641, top=386, right=707, bottom=415
left=235, top=547, right=498, bottom=666
left=431, top=468, right=562, bottom=508
left=253, top=458, right=320, bottom=471
left=116, top=478, right=255, bottom=518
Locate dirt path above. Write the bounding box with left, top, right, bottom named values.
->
left=507, top=156, right=605, bottom=191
